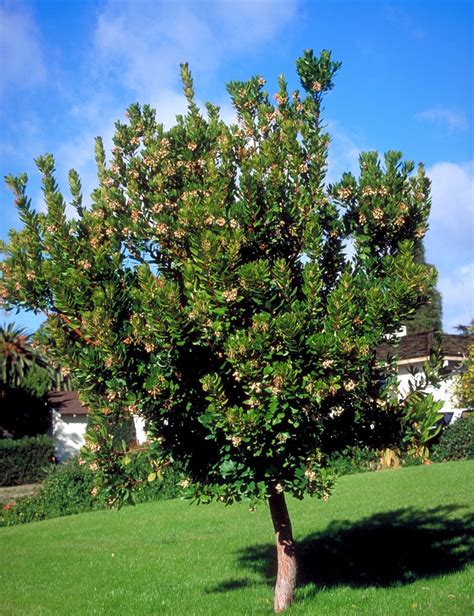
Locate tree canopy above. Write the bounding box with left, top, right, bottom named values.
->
left=0, top=50, right=436, bottom=611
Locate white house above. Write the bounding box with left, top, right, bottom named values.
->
left=48, top=391, right=88, bottom=461
left=48, top=391, right=147, bottom=462
left=377, top=330, right=470, bottom=424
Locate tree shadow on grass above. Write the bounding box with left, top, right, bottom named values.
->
left=209, top=505, right=473, bottom=594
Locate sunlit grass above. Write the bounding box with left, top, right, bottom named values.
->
left=1, top=461, right=473, bottom=615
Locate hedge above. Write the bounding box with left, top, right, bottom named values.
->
left=0, top=458, right=184, bottom=526
left=431, top=414, right=474, bottom=462
left=0, top=435, right=55, bottom=486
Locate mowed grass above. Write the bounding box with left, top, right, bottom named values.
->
left=1, top=461, right=473, bottom=615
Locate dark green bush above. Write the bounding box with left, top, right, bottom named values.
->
left=326, top=446, right=380, bottom=476
left=326, top=446, right=425, bottom=476
left=0, top=460, right=105, bottom=525
left=431, top=414, right=474, bottom=462
left=0, top=363, right=52, bottom=438
left=0, top=435, right=54, bottom=486
left=133, top=463, right=183, bottom=503
left=0, top=457, right=183, bottom=527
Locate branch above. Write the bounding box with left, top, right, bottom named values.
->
left=44, top=310, right=100, bottom=347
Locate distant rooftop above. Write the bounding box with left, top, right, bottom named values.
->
left=377, top=330, right=470, bottom=363
left=48, top=391, right=88, bottom=416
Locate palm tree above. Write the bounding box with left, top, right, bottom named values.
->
left=0, top=323, right=48, bottom=389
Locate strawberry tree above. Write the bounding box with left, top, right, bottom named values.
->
left=0, top=50, right=434, bottom=612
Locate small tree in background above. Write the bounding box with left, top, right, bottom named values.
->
left=0, top=50, right=436, bottom=611
left=0, top=323, right=46, bottom=388
left=455, top=320, right=474, bottom=337
left=405, top=242, right=442, bottom=334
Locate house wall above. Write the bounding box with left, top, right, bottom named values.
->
left=133, top=416, right=147, bottom=443
left=397, top=361, right=459, bottom=415
left=51, top=410, right=88, bottom=462
left=52, top=412, right=148, bottom=462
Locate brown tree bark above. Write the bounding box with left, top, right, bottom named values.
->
left=268, top=489, right=297, bottom=612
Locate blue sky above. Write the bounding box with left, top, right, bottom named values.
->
left=1, top=0, right=472, bottom=333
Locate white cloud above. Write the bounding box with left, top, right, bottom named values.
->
left=45, top=0, right=295, bottom=204
left=93, top=2, right=215, bottom=100
left=438, top=263, right=474, bottom=331
left=426, top=161, right=474, bottom=262
left=214, top=0, right=298, bottom=50
left=326, top=120, right=363, bottom=184
left=0, top=4, right=46, bottom=92
left=384, top=4, right=426, bottom=41
left=416, top=107, right=468, bottom=132
left=92, top=0, right=298, bottom=103
left=425, top=161, right=474, bottom=332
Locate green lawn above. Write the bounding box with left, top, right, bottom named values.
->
left=1, top=461, right=473, bottom=615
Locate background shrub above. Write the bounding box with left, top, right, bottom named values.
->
left=133, top=462, right=183, bottom=504
left=0, top=457, right=183, bottom=527
left=326, top=447, right=380, bottom=476
left=326, top=445, right=425, bottom=476
left=0, top=435, right=54, bottom=486
left=0, top=383, right=51, bottom=438
left=35, top=460, right=106, bottom=515
left=0, top=460, right=104, bottom=525
left=431, top=414, right=474, bottom=462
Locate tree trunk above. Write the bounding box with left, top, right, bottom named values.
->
left=268, top=489, right=297, bottom=613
